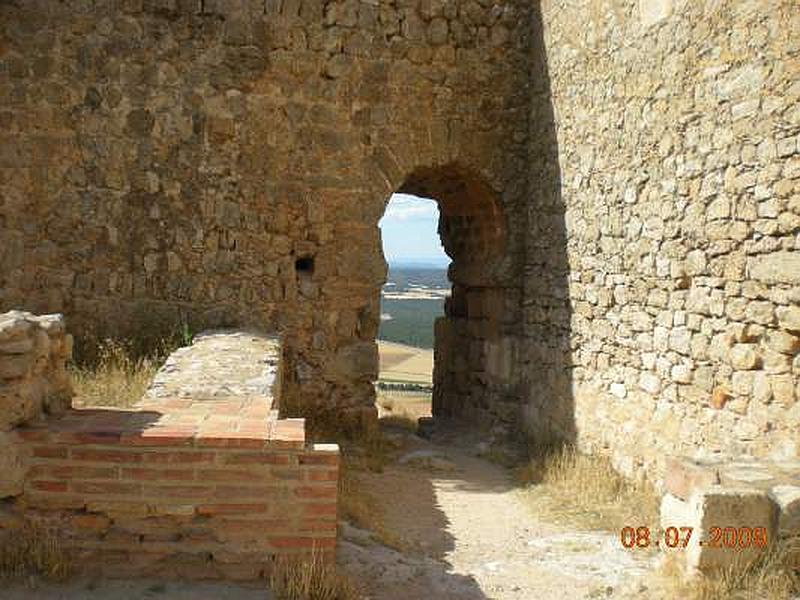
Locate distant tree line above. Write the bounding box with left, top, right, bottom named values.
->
left=376, top=382, right=433, bottom=393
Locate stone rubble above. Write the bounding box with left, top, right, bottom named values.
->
left=0, top=311, right=73, bottom=497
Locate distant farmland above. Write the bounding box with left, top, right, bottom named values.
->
left=378, top=340, right=433, bottom=385
left=378, top=265, right=448, bottom=350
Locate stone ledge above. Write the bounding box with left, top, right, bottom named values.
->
left=664, top=457, right=720, bottom=501
left=661, top=455, right=800, bottom=575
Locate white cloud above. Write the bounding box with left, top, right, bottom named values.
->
left=382, top=193, right=438, bottom=221
left=380, top=193, right=448, bottom=266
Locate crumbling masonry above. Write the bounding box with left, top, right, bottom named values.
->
left=0, top=0, right=798, bottom=502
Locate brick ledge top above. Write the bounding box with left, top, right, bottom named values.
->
left=16, top=397, right=305, bottom=450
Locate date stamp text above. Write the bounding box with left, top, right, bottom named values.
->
left=619, top=526, right=769, bottom=550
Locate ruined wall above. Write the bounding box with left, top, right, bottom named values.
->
left=2, top=0, right=797, bottom=468
left=0, top=311, right=72, bottom=496
left=528, top=0, right=800, bottom=475
left=0, top=0, right=533, bottom=426
left=0, top=313, right=340, bottom=580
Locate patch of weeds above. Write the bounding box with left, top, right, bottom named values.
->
left=269, top=547, right=362, bottom=600
left=517, top=444, right=660, bottom=532
left=338, top=456, right=407, bottom=552
left=293, top=403, right=400, bottom=473
left=661, top=538, right=799, bottom=600
left=145, top=582, right=168, bottom=595
left=69, top=316, right=196, bottom=409
left=375, top=390, right=431, bottom=425
left=0, top=522, right=71, bottom=581
left=71, top=314, right=193, bottom=369
left=70, top=338, right=159, bottom=408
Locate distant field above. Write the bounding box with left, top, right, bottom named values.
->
left=377, top=340, right=433, bottom=421
left=378, top=340, right=433, bottom=385
left=376, top=266, right=441, bottom=421
left=379, top=298, right=443, bottom=349
left=379, top=265, right=448, bottom=349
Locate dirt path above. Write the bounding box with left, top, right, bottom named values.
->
left=340, top=428, right=661, bottom=600
left=5, top=426, right=664, bottom=600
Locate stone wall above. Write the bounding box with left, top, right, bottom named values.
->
left=0, top=0, right=534, bottom=428
left=0, top=0, right=798, bottom=476
left=526, top=0, right=800, bottom=476
left=0, top=311, right=72, bottom=497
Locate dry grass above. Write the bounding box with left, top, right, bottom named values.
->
left=518, top=445, right=660, bottom=532
left=519, top=446, right=799, bottom=598
left=269, top=547, right=362, bottom=600
left=70, top=339, right=159, bottom=408
left=661, top=537, right=800, bottom=600
left=376, top=395, right=425, bottom=434
left=336, top=434, right=409, bottom=551
left=338, top=453, right=408, bottom=551
left=378, top=414, right=419, bottom=432
left=0, top=522, right=71, bottom=581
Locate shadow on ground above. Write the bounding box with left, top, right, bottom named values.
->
left=338, top=420, right=659, bottom=600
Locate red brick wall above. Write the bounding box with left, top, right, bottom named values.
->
left=16, top=433, right=339, bottom=580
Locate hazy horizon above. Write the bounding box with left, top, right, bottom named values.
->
left=387, top=257, right=449, bottom=268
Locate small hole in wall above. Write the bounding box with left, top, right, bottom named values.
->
left=295, top=256, right=314, bottom=274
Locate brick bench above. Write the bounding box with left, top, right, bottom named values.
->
left=2, top=329, right=339, bottom=581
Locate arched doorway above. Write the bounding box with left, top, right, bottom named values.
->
left=379, top=164, right=512, bottom=426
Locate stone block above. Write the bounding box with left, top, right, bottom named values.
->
left=777, top=306, right=800, bottom=333
left=662, top=486, right=780, bottom=575
left=0, top=353, right=33, bottom=379
left=639, top=372, right=661, bottom=394
left=771, top=375, right=796, bottom=407
left=765, top=329, right=800, bottom=355
left=688, top=487, right=778, bottom=573
left=0, top=338, right=34, bottom=355
left=0, top=311, right=73, bottom=427
left=665, top=457, right=720, bottom=500
left=639, top=0, right=672, bottom=27
left=748, top=252, right=800, bottom=285
left=729, top=344, right=760, bottom=369
left=769, top=485, right=800, bottom=536
left=660, top=492, right=693, bottom=532
left=710, top=386, right=731, bottom=409
left=0, top=316, right=32, bottom=343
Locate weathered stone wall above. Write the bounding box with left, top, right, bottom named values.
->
left=527, top=0, right=800, bottom=475
left=0, top=0, right=534, bottom=426
left=1, top=0, right=798, bottom=474
left=0, top=311, right=72, bottom=496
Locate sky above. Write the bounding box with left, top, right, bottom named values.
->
left=379, top=193, right=450, bottom=267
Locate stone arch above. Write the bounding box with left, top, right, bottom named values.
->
left=398, top=164, right=506, bottom=288
left=380, top=163, right=514, bottom=423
